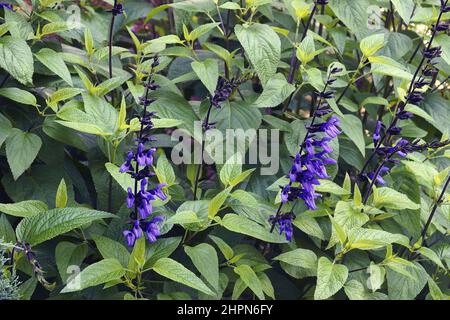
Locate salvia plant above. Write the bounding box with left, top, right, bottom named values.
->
left=0, top=0, right=448, bottom=301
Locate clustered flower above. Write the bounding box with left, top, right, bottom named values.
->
left=210, top=77, right=241, bottom=109
left=270, top=66, right=342, bottom=241
left=269, top=212, right=296, bottom=241
left=119, top=57, right=166, bottom=247
left=0, top=2, right=14, bottom=10
left=364, top=0, right=449, bottom=186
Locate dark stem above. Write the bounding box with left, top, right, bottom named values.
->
left=193, top=103, right=214, bottom=200
left=133, top=70, right=156, bottom=218
left=282, top=4, right=318, bottom=112
left=419, top=174, right=450, bottom=241
left=108, top=0, right=117, bottom=80
left=359, top=5, right=446, bottom=178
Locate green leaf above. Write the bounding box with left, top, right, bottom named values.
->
left=166, top=210, right=200, bottom=225
left=417, top=247, right=445, bottom=270
left=328, top=0, right=370, bottom=40
left=55, top=178, right=68, bottom=208
left=339, top=114, right=365, bottom=157
left=0, top=36, right=34, bottom=85
left=296, top=35, right=318, bottom=64
left=235, top=23, right=280, bottom=86
left=152, top=118, right=183, bottom=129
left=0, top=214, right=16, bottom=243
left=154, top=153, right=176, bottom=186
left=185, top=243, right=219, bottom=292
left=152, top=258, right=215, bottom=296
left=250, top=73, right=295, bottom=108
left=35, top=48, right=72, bottom=86
left=391, top=0, right=415, bottom=24
left=360, top=33, right=386, bottom=57
left=347, top=228, right=409, bottom=250
left=16, top=207, right=115, bottom=246
left=55, top=241, right=88, bottom=283
left=221, top=214, right=287, bottom=243
left=314, top=257, right=349, bottom=300
left=105, top=163, right=133, bottom=192
left=0, top=88, right=36, bottom=106
left=208, top=187, right=232, bottom=219
left=208, top=235, right=234, bottom=261
left=373, top=187, right=420, bottom=210
left=189, top=23, right=220, bottom=42
left=315, top=180, right=351, bottom=195
left=5, top=129, right=42, bottom=180
left=334, top=201, right=369, bottom=232
left=386, top=261, right=427, bottom=300
left=62, top=259, right=125, bottom=293
left=128, top=237, right=146, bottom=273
left=144, top=237, right=182, bottom=268
left=368, top=263, right=385, bottom=292
left=220, top=154, right=243, bottom=186
left=94, top=236, right=130, bottom=268
left=234, top=265, right=265, bottom=300
left=273, top=248, right=317, bottom=270
left=0, top=200, right=48, bottom=218
left=404, top=104, right=436, bottom=126
left=293, top=214, right=325, bottom=240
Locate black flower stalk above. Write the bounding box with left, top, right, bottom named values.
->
left=192, top=77, right=244, bottom=200
left=270, top=65, right=342, bottom=240
left=12, top=243, right=54, bottom=290
left=359, top=0, right=449, bottom=184
left=108, top=0, right=124, bottom=79
left=420, top=173, right=450, bottom=241
left=119, top=57, right=166, bottom=247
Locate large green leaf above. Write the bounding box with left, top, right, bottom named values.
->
left=94, top=236, right=130, bottom=268
left=0, top=200, right=48, bottom=217
left=314, top=257, right=348, bottom=300
left=185, top=243, right=219, bottom=292
left=234, top=265, right=265, bottom=300
left=235, top=23, right=280, bottom=86
left=16, top=207, right=116, bottom=246
left=373, top=187, right=420, bottom=210
left=339, top=114, right=365, bottom=157
left=152, top=258, right=215, bottom=296
left=274, top=248, right=318, bottom=270
left=221, top=214, right=288, bottom=243
left=61, top=258, right=125, bottom=293
left=35, top=48, right=72, bottom=86
left=5, top=129, right=42, bottom=180
left=0, top=36, right=34, bottom=85
left=250, top=74, right=295, bottom=108
left=191, top=58, right=218, bottom=95
left=328, top=0, right=370, bottom=39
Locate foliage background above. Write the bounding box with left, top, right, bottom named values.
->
left=0, top=0, right=449, bottom=300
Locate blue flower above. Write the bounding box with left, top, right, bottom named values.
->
left=373, top=120, right=383, bottom=144
left=126, top=187, right=134, bottom=208
left=119, top=151, right=134, bottom=173
left=270, top=212, right=295, bottom=241
left=143, top=216, right=164, bottom=243
left=123, top=230, right=136, bottom=247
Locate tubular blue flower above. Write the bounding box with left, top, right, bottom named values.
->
left=269, top=212, right=295, bottom=241
left=123, top=230, right=136, bottom=247
left=143, top=216, right=164, bottom=243
left=0, top=3, right=14, bottom=10
left=373, top=120, right=382, bottom=144
left=126, top=187, right=134, bottom=208
left=120, top=55, right=166, bottom=247
left=119, top=151, right=134, bottom=173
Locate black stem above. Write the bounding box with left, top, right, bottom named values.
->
left=282, top=3, right=318, bottom=112
left=359, top=4, right=446, bottom=179
left=420, top=174, right=450, bottom=241
left=193, top=103, right=214, bottom=200
left=108, top=0, right=117, bottom=80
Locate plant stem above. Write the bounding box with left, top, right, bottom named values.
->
left=108, top=0, right=117, bottom=80
left=282, top=3, right=318, bottom=112
left=419, top=174, right=450, bottom=241
left=359, top=6, right=446, bottom=179
left=193, top=103, right=214, bottom=200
